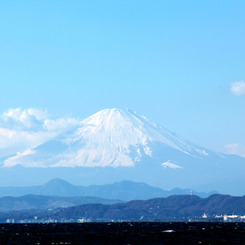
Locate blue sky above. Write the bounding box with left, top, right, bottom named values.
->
left=0, top=0, right=245, bottom=155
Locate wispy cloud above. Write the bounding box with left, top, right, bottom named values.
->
left=230, top=81, right=245, bottom=96
left=224, top=143, right=245, bottom=157
left=0, top=108, right=80, bottom=158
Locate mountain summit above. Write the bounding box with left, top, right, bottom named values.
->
left=4, top=108, right=209, bottom=168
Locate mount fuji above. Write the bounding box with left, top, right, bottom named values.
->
left=1, top=108, right=245, bottom=195
left=3, top=108, right=210, bottom=168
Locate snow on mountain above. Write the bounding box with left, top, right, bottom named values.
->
left=162, top=161, right=182, bottom=169
left=3, top=108, right=209, bottom=168
left=1, top=108, right=245, bottom=195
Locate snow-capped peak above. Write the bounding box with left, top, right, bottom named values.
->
left=68, top=108, right=193, bottom=153
left=3, top=108, right=209, bottom=168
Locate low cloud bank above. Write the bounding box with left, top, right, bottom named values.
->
left=230, top=81, right=245, bottom=96
left=0, top=108, right=80, bottom=158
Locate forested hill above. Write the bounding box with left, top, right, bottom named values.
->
left=1, top=194, right=245, bottom=222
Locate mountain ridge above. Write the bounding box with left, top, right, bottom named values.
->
left=0, top=178, right=216, bottom=200
left=1, top=194, right=245, bottom=222
left=0, top=194, right=122, bottom=212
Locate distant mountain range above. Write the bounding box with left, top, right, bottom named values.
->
left=0, top=194, right=122, bottom=212
left=1, top=108, right=245, bottom=195
left=1, top=194, right=245, bottom=222
left=0, top=178, right=217, bottom=201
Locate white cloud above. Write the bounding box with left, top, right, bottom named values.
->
left=224, top=143, right=245, bottom=157
left=0, top=108, right=80, bottom=158
left=1, top=108, right=48, bottom=130
left=230, top=81, right=245, bottom=96
left=43, top=118, right=79, bottom=131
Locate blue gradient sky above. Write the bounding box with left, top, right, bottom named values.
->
left=0, top=0, right=245, bottom=153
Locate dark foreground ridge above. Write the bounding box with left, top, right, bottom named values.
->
left=0, top=194, right=245, bottom=223
left=0, top=222, right=245, bottom=244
